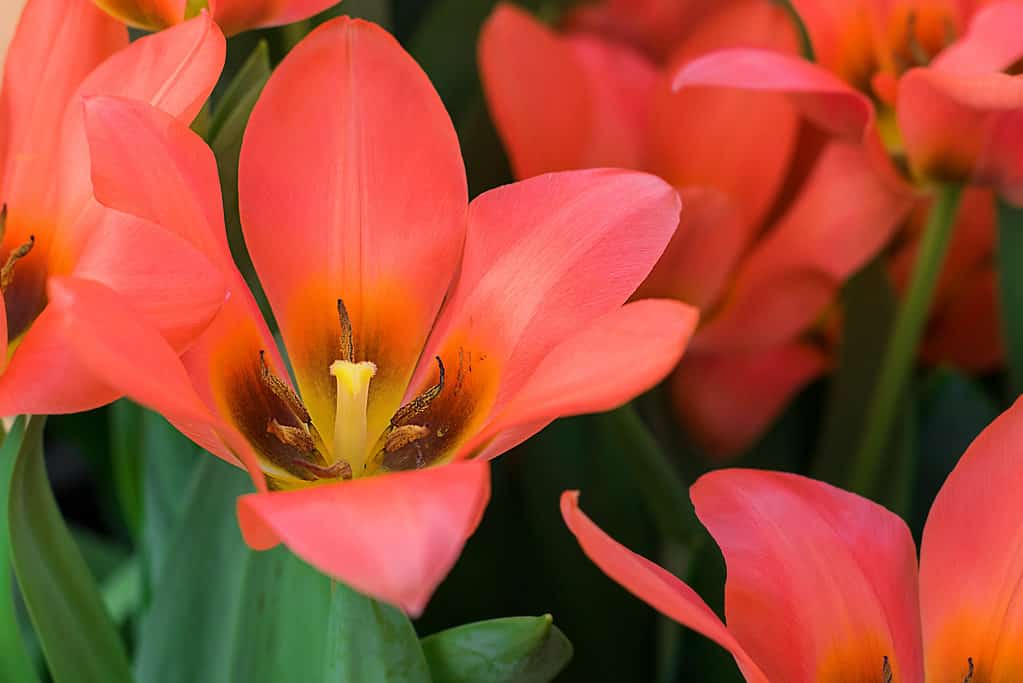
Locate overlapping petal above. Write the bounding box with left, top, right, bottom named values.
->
left=561, top=491, right=770, bottom=683
left=210, top=0, right=342, bottom=37
left=920, top=396, right=1023, bottom=681
left=240, top=17, right=467, bottom=450
left=237, top=460, right=491, bottom=616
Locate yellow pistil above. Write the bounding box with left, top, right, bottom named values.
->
left=330, top=359, right=376, bottom=474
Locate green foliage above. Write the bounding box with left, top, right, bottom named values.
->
left=998, top=199, right=1023, bottom=397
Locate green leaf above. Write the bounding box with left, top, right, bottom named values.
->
left=324, top=581, right=432, bottom=683
left=8, top=416, right=132, bottom=683
left=139, top=453, right=430, bottom=683
left=998, top=198, right=1023, bottom=397
left=422, top=615, right=571, bottom=683
left=0, top=417, right=37, bottom=683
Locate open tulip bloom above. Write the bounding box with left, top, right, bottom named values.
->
left=563, top=395, right=1023, bottom=683
left=53, top=17, right=698, bottom=614
left=0, top=0, right=225, bottom=416
left=91, top=0, right=341, bottom=36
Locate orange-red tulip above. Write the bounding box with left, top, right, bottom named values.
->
left=53, top=18, right=698, bottom=614
left=479, top=2, right=912, bottom=457
left=91, top=0, right=341, bottom=36
left=564, top=393, right=1023, bottom=682
left=0, top=0, right=226, bottom=416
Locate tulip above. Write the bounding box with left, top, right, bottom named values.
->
left=0, top=0, right=227, bottom=416
left=53, top=17, right=698, bottom=615
left=91, top=0, right=342, bottom=36
left=479, top=3, right=912, bottom=457
left=563, top=392, right=1023, bottom=682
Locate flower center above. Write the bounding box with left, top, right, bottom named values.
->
left=329, top=358, right=376, bottom=473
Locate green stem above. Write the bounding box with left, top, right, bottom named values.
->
left=849, top=184, right=963, bottom=497
left=773, top=0, right=816, bottom=61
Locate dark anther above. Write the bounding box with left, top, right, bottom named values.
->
left=0, top=204, right=7, bottom=240
left=337, top=298, right=354, bottom=362
left=383, top=424, right=430, bottom=453
left=883, top=656, right=893, bottom=683
left=391, top=356, right=445, bottom=427
left=963, top=657, right=974, bottom=683
left=266, top=418, right=317, bottom=454
left=290, top=457, right=352, bottom=481
left=259, top=350, right=311, bottom=423
left=0, top=234, right=34, bottom=293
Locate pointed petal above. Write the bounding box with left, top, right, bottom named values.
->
left=672, top=48, right=874, bottom=140
left=694, top=143, right=913, bottom=352
left=465, top=300, right=698, bottom=458
left=212, top=0, right=342, bottom=36
left=55, top=13, right=225, bottom=225
left=422, top=169, right=680, bottom=442
left=932, top=1, right=1023, bottom=73
left=633, top=188, right=755, bottom=310
left=91, top=0, right=184, bottom=31
left=920, top=397, right=1023, bottom=680
left=647, top=0, right=799, bottom=230
left=479, top=4, right=655, bottom=179
left=236, top=460, right=491, bottom=616
left=239, top=17, right=467, bottom=446
left=897, top=67, right=1023, bottom=203
left=560, top=491, right=769, bottom=683
left=42, top=275, right=265, bottom=485
left=0, top=0, right=124, bottom=230
left=671, top=344, right=828, bottom=458
left=693, top=469, right=925, bottom=683
left=83, top=95, right=230, bottom=263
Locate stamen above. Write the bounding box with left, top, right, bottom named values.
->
left=266, top=418, right=317, bottom=454
left=290, top=457, right=352, bottom=481
left=330, top=359, right=377, bottom=472
left=259, top=350, right=310, bottom=423
left=383, top=424, right=430, bottom=453
left=963, top=657, right=974, bottom=683
left=337, top=298, right=354, bottom=362
left=905, top=12, right=930, bottom=66
left=883, top=656, right=893, bottom=683
left=0, top=205, right=7, bottom=242
left=1, top=234, right=34, bottom=293
left=391, top=356, right=444, bottom=427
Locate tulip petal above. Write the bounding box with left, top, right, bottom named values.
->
left=479, top=4, right=656, bottom=179
left=240, top=17, right=467, bottom=448
left=42, top=275, right=266, bottom=488
left=236, top=460, right=491, bottom=616
left=212, top=0, right=342, bottom=36
left=694, top=143, right=912, bottom=352
left=83, top=95, right=230, bottom=263
left=897, top=68, right=1023, bottom=203
left=421, top=168, right=680, bottom=443
left=634, top=188, right=755, bottom=310
left=563, top=0, right=718, bottom=61
left=671, top=343, right=828, bottom=457
left=920, top=397, right=1023, bottom=681
left=91, top=0, right=184, bottom=31
left=692, top=469, right=924, bottom=683
left=465, top=299, right=698, bottom=459
left=560, top=491, right=769, bottom=683
left=932, top=1, right=1023, bottom=73
left=647, top=0, right=799, bottom=230
left=672, top=48, right=873, bottom=140
left=55, top=13, right=225, bottom=226
left=0, top=0, right=124, bottom=232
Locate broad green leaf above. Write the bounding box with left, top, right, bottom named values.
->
left=998, top=199, right=1023, bottom=397
left=325, top=581, right=432, bottom=683
left=9, top=416, right=132, bottom=683
left=422, top=615, right=571, bottom=683
left=0, top=417, right=37, bottom=683
left=139, top=453, right=430, bottom=683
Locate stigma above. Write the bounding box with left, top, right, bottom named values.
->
left=330, top=359, right=376, bottom=474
